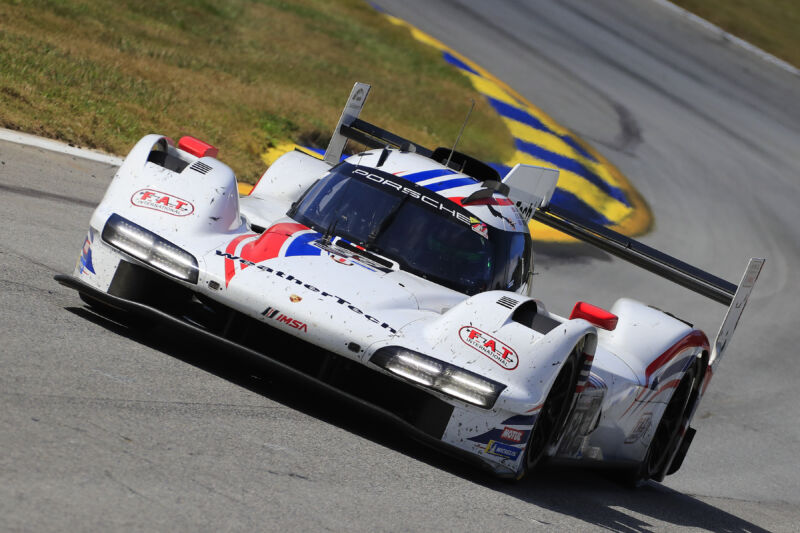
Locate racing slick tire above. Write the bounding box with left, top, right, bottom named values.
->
left=521, top=347, right=581, bottom=477
left=630, top=357, right=702, bottom=485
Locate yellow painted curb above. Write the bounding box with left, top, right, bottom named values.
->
left=382, top=14, right=652, bottom=242
left=254, top=12, right=653, bottom=243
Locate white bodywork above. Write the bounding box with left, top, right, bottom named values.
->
left=63, top=84, right=762, bottom=481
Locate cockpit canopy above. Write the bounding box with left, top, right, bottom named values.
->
left=289, top=163, right=531, bottom=295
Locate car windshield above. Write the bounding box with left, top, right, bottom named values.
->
left=289, top=163, right=530, bottom=295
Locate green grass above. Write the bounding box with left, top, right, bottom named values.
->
left=0, top=0, right=514, bottom=182
left=670, top=0, right=800, bottom=68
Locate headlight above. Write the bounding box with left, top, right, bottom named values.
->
left=371, top=347, right=505, bottom=409
left=102, top=213, right=199, bottom=283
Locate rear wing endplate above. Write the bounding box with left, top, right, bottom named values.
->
left=324, top=82, right=372, bottom=164
left=324, top=82, right=434, bottom=164
left=709, top=257, right=764, bottom=369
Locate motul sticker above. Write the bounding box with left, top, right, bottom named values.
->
left=459, top=326, right=518, bottom=370
left=131, top=189, right=194, bottom=216
left=500, top=426, right=524, bottom=443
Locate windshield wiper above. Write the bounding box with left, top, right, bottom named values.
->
left=320, top=216, right=340, bottom=245
left=366, top=195, right=409, bottom=248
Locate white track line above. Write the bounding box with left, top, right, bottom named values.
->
left=648, top=0, right=799, bottom=77
left=0, top=128, right=124, bottom=166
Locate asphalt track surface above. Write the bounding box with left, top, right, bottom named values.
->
left=2, top=0, right=799, bottom=531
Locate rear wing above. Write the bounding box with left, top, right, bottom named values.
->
left=534, top=206, right=740, bottom=305
left=532, top=205, right=764, bottom=367
left=324, top=82, right=764, bottom=366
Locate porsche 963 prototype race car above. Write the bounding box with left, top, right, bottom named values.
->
left=57, top=83, right=763, bottom=484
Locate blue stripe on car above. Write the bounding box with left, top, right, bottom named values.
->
left=424, top=177, right=477, bottom=192
left=285, top=232, right=322, bottom=257
left=402, top=168, right=457, bottom=183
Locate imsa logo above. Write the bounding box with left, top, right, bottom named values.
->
left=458, top=326, right=518, bottom=370
left=131, top=189, right=194, bottom=216
left=262, top=307, right=308, bottom=332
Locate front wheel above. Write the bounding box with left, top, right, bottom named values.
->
left=522, top=348, right=581, bottom=476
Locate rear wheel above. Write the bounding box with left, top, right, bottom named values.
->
left=633, top=359, right=701, bottom=484
left=523, top=349, right=580, bottom=475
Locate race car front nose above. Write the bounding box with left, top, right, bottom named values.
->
left=370, top=347, right=505, bottom=409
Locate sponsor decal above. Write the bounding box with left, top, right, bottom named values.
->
left=625, top=413, right=653, bottom=444
left=467, top=423, right=532, bottom=446
left=216, top=249, right=398, bottom=334
left=485, top=440, right=522, bottom=460
left=312, top=239, right=388, bottom=273
left=131, top=189, right=194, bottom=216
left=350, top=86, right=365, bottom=106
left=469, top=217, right=488, bottom=238
left=458, top=326, right=518, bottom=370
left=351, top=167, right=488, bottom=239
left=77, top=230, right=96, bottom=275
left=261, top=307, right=308, bottom=332
left=500, top=426, right=524, bottom=443
left=289, top=294, right=302, bottom=303
left=329, top=253, right=352, bottom=266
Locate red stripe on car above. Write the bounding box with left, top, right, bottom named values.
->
left=645, top=330, right=709, bottom=386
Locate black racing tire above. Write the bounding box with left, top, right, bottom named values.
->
left=632, top=358, right=701, bottom=485
left=522, top=348, right=581, bottom=476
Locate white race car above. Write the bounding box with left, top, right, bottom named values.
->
left=57, top=83, right=763, bottom=484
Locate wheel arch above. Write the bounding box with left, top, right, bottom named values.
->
left=518, top=329, right=598, bottom=477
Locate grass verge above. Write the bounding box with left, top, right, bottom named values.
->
left=669, top=0, right=800, bottom=68
left=0, top=0, right=514, bottom=182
